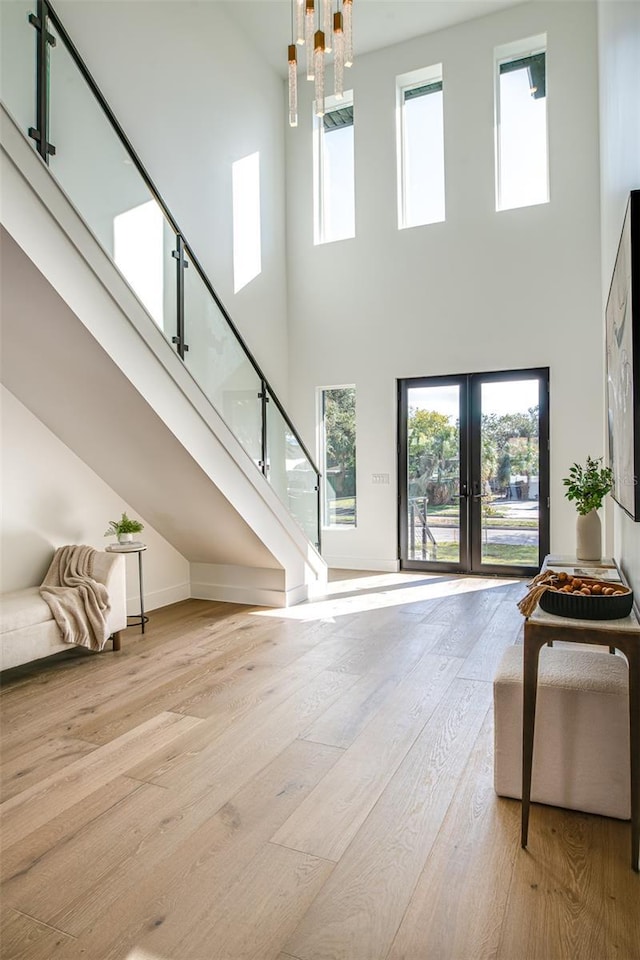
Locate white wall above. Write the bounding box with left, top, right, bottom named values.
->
left=597, top=1, right=640, bottom=592
left=286, top=1, right=603, bottom=569
left=49, top=0, right=290, bottom=400
left=0, top=386, right=190, bottom=614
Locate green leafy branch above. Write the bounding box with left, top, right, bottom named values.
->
left=562, top=456, right=613, bottom=515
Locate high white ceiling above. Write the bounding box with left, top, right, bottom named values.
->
left=223, top=0, right=528, bottom=76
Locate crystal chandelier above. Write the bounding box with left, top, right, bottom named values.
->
left=288, top=0, right=354, bottom=127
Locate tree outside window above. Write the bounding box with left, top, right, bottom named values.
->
left=322, top=387, right=356, bottom=526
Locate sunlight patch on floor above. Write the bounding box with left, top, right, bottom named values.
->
left=323, top=571, right=434, bottom=594
left=125, top=949, right=170, bottom=960
left=251, top=571, right=521, bottom=622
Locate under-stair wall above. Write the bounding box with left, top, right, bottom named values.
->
left=1, top=385, right=191, bottom=614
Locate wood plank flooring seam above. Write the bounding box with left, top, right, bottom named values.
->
left=0, top=779, right=149, bottom=883
left=7, top=908, right=78, bottom=939
left=453, top=673, right=494, bottom=683
left=373, top=698, right=498, bottom=946
left=381, top=705, right=497, bottom=960
left=130, top=668, right=359, bottom=790
left=0, top=631, right=260, bottom=744
left=281, top=677, right=495, bottom=960
left=271, top=656, right=464, bottom=862
left=0, top=713, right=204, bottom=848
left=66, top=736, right=105, bottom=746
left=29, top=740, right=345, bottom=949
left=496, top=832, right=544, bottom=960
left=380, top=880, right=422, bottom=960
left=0, top=713, right=199, bottom=812
left=121, top=774, right=170, bottom=789
left=298, top=734, right=351, bottom=749
left=385, top=700, right=510, bottom=960
left=403, top=698, right=495, bottom=858
left=493, top=835, right=522, bottom=960
left=294, top=736, right=347, bottom=755
left=268, top=838, right=342, bottom=865
left=384, top=708, right=519, bottom=960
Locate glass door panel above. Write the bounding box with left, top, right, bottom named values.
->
left=402, top=380, right=467, bottom=570
left=476, top=378, right=541, bottom=569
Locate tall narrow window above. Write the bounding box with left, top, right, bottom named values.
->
left=397, top=65, right=445, bottom=228
left=314, top=93, right=355, bottom=245
left=232, top=152, right=262, bottom=292
left=495, top=35, right=548, bottom=211
left=320, top=386, right=356, bottom=526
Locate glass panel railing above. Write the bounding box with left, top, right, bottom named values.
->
left=47, top=23, right=177, bottom=340
left=183, top=255, right=262, bottom=465
left=0, top=1, right=36, bottom=134
left=266, top=397, right=320, bottom=547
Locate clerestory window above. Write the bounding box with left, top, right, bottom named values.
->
left=495, top=36, right=549, bottom=211
left=396, top=65, right=445, bottom=229
left=314, top=93, right=355, bottom=245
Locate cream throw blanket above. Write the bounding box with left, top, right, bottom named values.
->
left=39, top=545, right=111, bottom=651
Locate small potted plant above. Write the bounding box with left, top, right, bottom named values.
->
left=562, top=456, right=613, bottom=560
left=104, top=512, right=144, bottom=545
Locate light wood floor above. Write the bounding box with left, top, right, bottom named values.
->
left=1, top=571, right=638, bottom=960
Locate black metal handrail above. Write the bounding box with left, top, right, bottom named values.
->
left=41, top=0, right=319, bottom=480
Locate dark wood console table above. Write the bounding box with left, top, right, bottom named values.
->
left=521, top=556, right=640, bottom=871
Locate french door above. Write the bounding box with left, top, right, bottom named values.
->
left=398, top=368, right=549, bottom=577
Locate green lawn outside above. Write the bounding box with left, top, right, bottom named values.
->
left=410, top=501, right=538, bottom=529
left=419, top=542, right=538, bottom=565
left=327, top=497, right=356, bottom=525
left=423, top=517, right=538, bottom=530
left=328, top=497, right=538, bottom=546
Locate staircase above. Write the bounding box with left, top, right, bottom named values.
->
left=0, top=1, right=326, bottom=607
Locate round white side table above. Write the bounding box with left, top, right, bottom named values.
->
left=106, top=542, right=148, bottom=633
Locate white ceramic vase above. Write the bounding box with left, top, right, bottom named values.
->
left=118, top=532, right=133, bottom=544
left=576, top=510, right=601, bottom=561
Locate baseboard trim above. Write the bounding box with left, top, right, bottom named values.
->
left=190, top=581, right=291, bottom=608
left=322, top=557, right=400, bottom=573
left=285, top=582, right=311, bottom=607
left=131, top=582, right=190, bottom=615
left=191, top=581, right=311, bottom=609
left=130, top=578, right=312, bottom=614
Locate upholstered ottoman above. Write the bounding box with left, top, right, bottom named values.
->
left=494, top=645, right=630, bottom=819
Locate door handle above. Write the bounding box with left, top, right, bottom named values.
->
left=471, top=481, right=489, bottom=501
